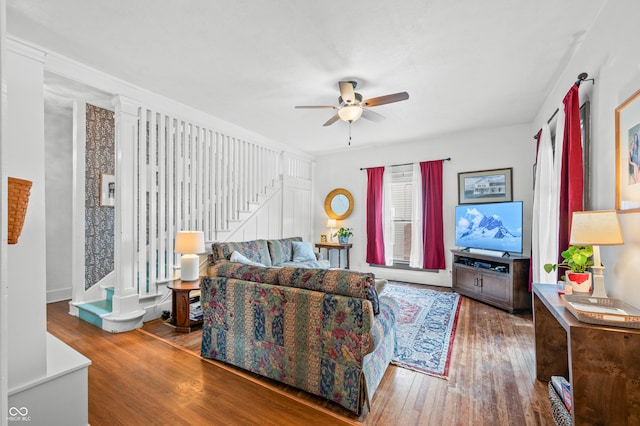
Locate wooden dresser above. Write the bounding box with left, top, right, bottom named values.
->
left=533, top=283, right=640, bottom=425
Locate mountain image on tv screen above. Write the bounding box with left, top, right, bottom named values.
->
left=455, top=202, right=523, bottom=253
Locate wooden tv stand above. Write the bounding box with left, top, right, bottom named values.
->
left=451, top=249, right=530, bottom=313
left=533, top=284, right=640, bottom=425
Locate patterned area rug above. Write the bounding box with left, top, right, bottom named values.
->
left=381, top=282, right=461, bottom=379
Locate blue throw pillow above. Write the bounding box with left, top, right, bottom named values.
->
left=291, top=241, right=316, bottom=262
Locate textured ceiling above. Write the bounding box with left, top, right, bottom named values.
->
left=7, top=0, right=607, bottom=155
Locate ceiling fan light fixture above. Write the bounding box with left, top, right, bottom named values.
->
left=294, top=81, right=408, bottom=127
left=338, top=105, right=363, bottom=123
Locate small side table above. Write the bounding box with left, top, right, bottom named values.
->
left=314, top=242, right=353, bottom=269
left=167, top=278, right=202, bottom=333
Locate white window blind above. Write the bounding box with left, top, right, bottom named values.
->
left=390, top=165, right=413, bottom=263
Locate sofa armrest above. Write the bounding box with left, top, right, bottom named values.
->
left=278, top=267, right=380, bottom=314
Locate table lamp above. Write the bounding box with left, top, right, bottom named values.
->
left=175, top=231, right=205, bottom=281
left=569, top=210, right=624, bottom=298
left=327, top=219, right=337, bottom=241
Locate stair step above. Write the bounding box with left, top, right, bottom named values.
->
left=78, top=299, right=112, bottom=315
left=77, top=299, right=112, bottom=328
left=104, top=287, right=114, bottom=303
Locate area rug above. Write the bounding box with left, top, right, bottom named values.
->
left=381, top=282, right=461, bottom=379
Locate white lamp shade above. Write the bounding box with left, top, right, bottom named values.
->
left=569, top=210, right=624, bottom=246
left=326, top=219, right=337, bottom=228
left=338, top=105, right=363, bottom=122
left=175, top=231, right=205, bottom=254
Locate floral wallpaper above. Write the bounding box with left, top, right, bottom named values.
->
left=85, top=104, right=115, bottom=289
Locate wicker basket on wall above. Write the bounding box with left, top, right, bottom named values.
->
left=8, top=177, right=32, bottom=244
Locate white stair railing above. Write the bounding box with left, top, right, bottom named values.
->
left=134, top=106, right=282, bottom=295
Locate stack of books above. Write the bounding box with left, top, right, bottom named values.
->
left=189, top=295, right=203, bottom=321
left=551, top=376, right=572, bottom=412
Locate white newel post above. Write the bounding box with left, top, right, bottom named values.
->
left=108, top=95, right=145, bottom=331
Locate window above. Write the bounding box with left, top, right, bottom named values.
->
left=390, top=164, right=413, bottom=265
left=366, top=161, right=445, bottom=270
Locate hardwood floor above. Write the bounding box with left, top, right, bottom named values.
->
left=47, top=289, right=554, bottom=425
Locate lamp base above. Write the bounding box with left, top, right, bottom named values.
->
left=589, top=248, right=608, bottom=298
left=180, top=254, right=200, bottom=281
left=591, top=269, right=607, bottom=298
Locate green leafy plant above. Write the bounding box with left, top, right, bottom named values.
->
left=333, top=227, right=353, bottom=238
left=543, top=245, right=594, bottom=275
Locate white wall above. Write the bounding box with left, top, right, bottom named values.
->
left=6, top=41, right=47, bottom=389
left=44, top=90, right=73, bottom=302
left=314, top=123, right=534, bottom=286
left=531, top=0, right=640, bottom=306
left=283, top=175, right=313, bottom=242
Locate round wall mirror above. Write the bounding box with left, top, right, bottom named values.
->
left=324, top=188, right=354, bottom=220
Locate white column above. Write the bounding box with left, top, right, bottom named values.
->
left=0, top=1, right=8, bottom=415
left=71, top=101, right=87, bottom=303
left=6, top=37, right=47, bottom=391
left=111, top=95, right=142, bottom=314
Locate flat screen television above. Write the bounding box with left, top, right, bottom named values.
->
left=455, top=201, right=523, bottom=254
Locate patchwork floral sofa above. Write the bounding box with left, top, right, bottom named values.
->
left=200, top=263, right=398, bottom=414
left=208, top=237, right=330, bottom=269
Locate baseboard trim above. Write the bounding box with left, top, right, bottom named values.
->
left=47, top=287, right=72, bottom=304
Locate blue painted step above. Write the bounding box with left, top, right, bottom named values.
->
left=77, top=287, right=114, bottom=329
left=105, top=287, right=114, bottom=303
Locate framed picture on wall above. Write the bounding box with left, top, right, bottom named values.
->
left=615, top=88, right=640, bottom=213
left=458, top=168, right=513, bottom=204
left=100, top=173, right=116, bottom=207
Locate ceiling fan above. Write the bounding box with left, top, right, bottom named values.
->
left=295, top=81, right=409, bottom=127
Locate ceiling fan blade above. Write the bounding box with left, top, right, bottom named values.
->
left=322, top=113, right=340, bottom=127
left=339, top=81, right=356, bottom=104
left=361, top=108, right=385, bottom=122
left=295, top=105, right=337, bottom=109
left=362, top=91, right=409, bottom=107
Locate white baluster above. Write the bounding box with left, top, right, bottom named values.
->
left=166, top=116, right=176, bottom=276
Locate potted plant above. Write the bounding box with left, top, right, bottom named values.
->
left=543, top=245, right=594, bottom=292
left=334, top=227, right=353, bottom=244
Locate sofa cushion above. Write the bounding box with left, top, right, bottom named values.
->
left=291, top=241, right=316, bottom=262
left=210, top=262, right=280, bottom=284
left=267, top=237, right=302, bottom=265
left=278, top=267, right=380, bottom=315
left=280, top=259, right=331, bottom=269
left=230, top=250, right=266, bottom=267
left=211, top=240, right=272, bottom=266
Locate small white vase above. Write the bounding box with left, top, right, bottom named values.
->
left=566, top=272, right=592, bottom=293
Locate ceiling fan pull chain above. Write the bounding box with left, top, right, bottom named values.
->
left=348, top=121, right=352, bottom=146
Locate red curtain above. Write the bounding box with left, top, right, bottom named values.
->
left=557, top=84, right=583, bottom=264
left=420, top=160, right=445, bottom=269
left=366, top=167, right=386, bottom=264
